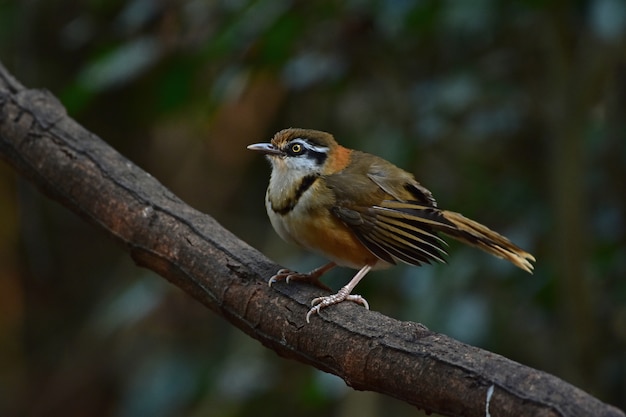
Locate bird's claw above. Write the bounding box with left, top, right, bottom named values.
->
left=305, top=288, right=369, bottom=323
left=267, top=268, right=301, bottom=287
left=267, top=268, right=331, bottom=291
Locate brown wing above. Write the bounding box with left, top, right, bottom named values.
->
left=324, top=151, right=449, bottom=266
left=331, top=204, right=449, bottom=266
left=367, top=161, right=437, bottom=207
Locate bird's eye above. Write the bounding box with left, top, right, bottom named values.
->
left=291, top=143, right=303, bottom=154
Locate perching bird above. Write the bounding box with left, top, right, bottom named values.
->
left=248, top=128, right=535, bottom=322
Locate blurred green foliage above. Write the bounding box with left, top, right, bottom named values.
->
left=1, top=0, right=625, bottom=416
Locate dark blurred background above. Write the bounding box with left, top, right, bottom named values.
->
left=0, top=1, right=625, bottom=416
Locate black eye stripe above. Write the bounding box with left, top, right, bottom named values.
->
left=284, top=139, right=329, bottom=163
left=308, top=149, right=327, bottom=166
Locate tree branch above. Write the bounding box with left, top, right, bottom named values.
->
left=0, top=62, right=622, bottom=417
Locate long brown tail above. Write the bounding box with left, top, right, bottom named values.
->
left=440, top=210, right=535, bottom=273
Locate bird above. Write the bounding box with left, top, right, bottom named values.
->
left=247, top=128, right=535, bottom=322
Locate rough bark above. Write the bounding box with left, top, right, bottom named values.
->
left=0, top=62, right=622, bottom=417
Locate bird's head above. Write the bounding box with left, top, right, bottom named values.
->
left=247, top=128, right=339, bottom=177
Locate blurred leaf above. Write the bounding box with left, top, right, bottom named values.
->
left=77, top=36, right=161, bottom=92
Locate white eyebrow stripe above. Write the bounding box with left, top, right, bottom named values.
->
left=292, top=138, right=329, bottom=153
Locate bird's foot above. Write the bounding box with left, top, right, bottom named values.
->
left=306, top=286, right=369, bottom=323
left=268, top=268, right=317, bottom=285
left=268, top=263, right=335, bottom=291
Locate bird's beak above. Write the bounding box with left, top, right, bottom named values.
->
left=247, top=142, right=284, bottom=156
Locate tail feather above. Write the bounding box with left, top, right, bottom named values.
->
left=440, top=210, right=536, bottom=273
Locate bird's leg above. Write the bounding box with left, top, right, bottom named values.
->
left=268, top=262, right=336, bottom=290
left=306, top=264, right=372, bottom=323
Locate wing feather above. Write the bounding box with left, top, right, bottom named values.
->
left=369, top=229, right=439, bottom=265
left=374, top=218, right=447, bottom=261
left=331, top=202, right=449, bottom=267
left=374, top=214, right=449, bottom=250
left=324, top=152, right=534, bottom=272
